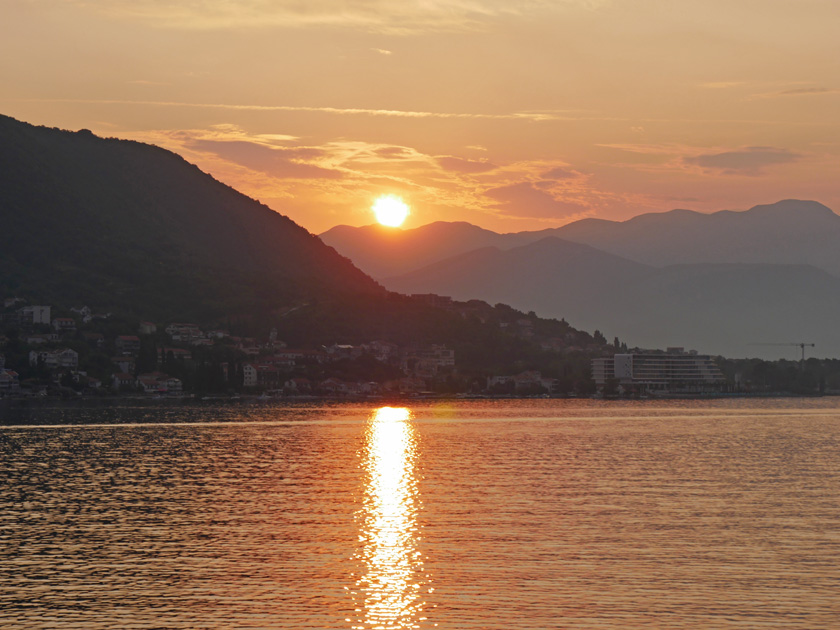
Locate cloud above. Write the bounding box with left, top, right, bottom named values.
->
left=700, top=81, right=744, bottom=89
left=683, top=146, right=799, bottom=175
left=186, top=139, right=344, bottom=179
left=436, top=156, right=498, bottom=173
left=64, top=0, right=606, bottom=33
left=751, top=86, right=839, bottom=99
left=375, top=146, right=414, bottom=159
left=127, top=79, right=169, bottom=86
left=484, top=182, right=588, bottom=219
left=540, top=166, right=580, bottom=180
left=597, top=143, right=690, bottom=156
left=371, top=48, right=392, bottom=55
left=778, top=86, right=836, bottom=96
left=25, top=98, right=569, bottom=122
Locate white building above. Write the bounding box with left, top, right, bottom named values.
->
left=18, top=305, right=51, bottom=325
left=139, top=321, right=157, bottom=335
left=243, top=364, right=257, bottom=387
left=165, top=323, right=203, bottom=342
left=29, top=348, right=79, bottom=370
left=593, top=349, right=724, bottom=392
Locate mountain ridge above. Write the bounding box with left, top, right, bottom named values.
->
left=322, top=199, right=840, bottom=279
left=0, top=114, right=382, bottom=321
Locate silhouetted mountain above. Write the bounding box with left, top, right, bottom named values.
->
left=384, top=238, right=840, bottom=358
left=0, top=115, right=381, bottom=320
left=320, top=221, right=533, bottom=278
left=0, top=114, right=610, bottom=380
left=547, top=200, right=840, bottom=275
left=323, top=200, right=840, bottom=280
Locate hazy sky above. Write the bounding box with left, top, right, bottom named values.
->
left=2, top=0, right=839, bottom=233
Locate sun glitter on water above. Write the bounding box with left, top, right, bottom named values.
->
left=372, top=195, right=410, bottom=227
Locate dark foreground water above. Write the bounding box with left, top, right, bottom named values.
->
left=1, top=399, right=839, bottom=629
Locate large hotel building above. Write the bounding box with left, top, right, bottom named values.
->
left=592, top=348, right=724, bottom=393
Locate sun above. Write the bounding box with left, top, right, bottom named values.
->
left=372, top=195, right=410, bottom=227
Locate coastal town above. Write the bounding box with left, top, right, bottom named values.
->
left=0, top=295, right=614, bottom=399
left=5, top=295, right=836, bottom=400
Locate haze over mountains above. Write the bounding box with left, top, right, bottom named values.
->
left=320, top=222, right=536, bottom=279
left=322, top=201, right=840, bottom=359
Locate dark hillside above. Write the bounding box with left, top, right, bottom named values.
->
left=0, top=115, right=381, bottom=320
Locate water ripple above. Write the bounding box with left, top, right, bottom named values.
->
left=1, top=399, right=839, bottom=629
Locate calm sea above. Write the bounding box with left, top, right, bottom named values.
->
left=1, top=399, right=839, bottom=629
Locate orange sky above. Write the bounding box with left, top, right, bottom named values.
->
left=2, top=0, right=839, bottom=233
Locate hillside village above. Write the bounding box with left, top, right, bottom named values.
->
left=0, top=294, right=611, bottom=399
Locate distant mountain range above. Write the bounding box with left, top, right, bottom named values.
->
left=536, top=199, right=840, bottom=276
left=321, top=199, right=840, bottom=278
left=322, top=201, right=840, bottom=358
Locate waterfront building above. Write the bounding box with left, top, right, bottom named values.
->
left=593, top=348, right=724, bottom=393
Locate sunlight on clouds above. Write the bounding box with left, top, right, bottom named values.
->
left=110, top=120, right=829, bottom=234
left=436, top=156, right=498, bottom=173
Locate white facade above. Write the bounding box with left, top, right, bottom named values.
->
left=165, top=323, right=203, bottom=342
left=593, top=351, right=724, bottom=392
left=19, top=305, right=51, bottom=325
left=243, top=364, right=257, bottom=387
left=29, top=348, right=79, bottom=369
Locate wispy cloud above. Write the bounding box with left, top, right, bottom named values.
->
left=700, top=81, right=745, bottom=89
left=184, top=139, right=344, bottom=180
left=777, top=86, right=837, bottom=96
left=750, top=85, right=840, bottom=99
left=126, top=79, right=169, bottom=86
left=21, top=98, right=573, bottom=122
left=540, top=166, right=581, bottom=180
left=436, top=156, right=498, bottom=173
left=594, top=143, right=808, bottom=178
left=683, top=146, right=799, bottom=175
left=61, top=0, right=606, bottom=33
left=700, top=81, right=744, bottom=90
left=597, top=143, right=691, bottom=156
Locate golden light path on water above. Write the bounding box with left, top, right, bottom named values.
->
left=351, top=407, right=430, bottom=630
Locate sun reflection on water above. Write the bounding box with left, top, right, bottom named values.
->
left=351, top=406, right=428, bottom=629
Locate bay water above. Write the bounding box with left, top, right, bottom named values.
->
left=1, top=399, right=839, bottom=629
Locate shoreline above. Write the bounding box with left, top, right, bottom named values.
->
left=0, top=390, right=834, bottom=407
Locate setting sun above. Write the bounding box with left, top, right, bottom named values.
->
left=372, top=195, right=410, bottom=227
